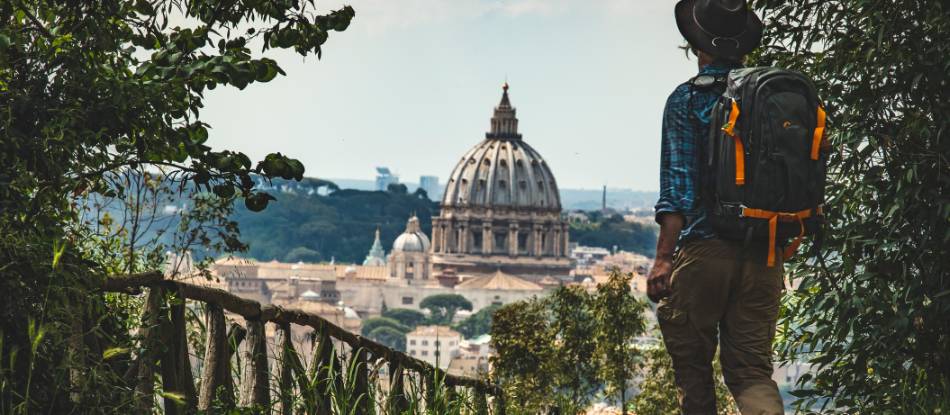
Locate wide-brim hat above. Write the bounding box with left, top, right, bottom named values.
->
left=675, top=0, right=763, bottom=60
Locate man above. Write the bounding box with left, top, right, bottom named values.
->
left=647, top=0, right=785, bottom=414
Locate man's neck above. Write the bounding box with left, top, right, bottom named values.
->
left=697, top=51, right=715, bottom=69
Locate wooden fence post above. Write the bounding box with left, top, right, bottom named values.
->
left=425, top=368, right=437, bottom=409
left=133, top=286, right=164, bottom=413
left=274, top=322, right=296, bottom=415
left=198, top=303, right=232, bottom=410
left=474, top=388, right=489, bottom=415
left=352, top=347, right=370, bottom=415
left=310, top=329, right=336, bottom=415
left=388, top=361, right=409, bottom=414
left=494, top=390, right=507, bottom=415
left=240, top=318, right=270, bottom=411
left=160, top=284, right=197, bottom=414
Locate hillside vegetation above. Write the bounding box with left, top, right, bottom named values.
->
left=231, top=179, right=659, bottom=263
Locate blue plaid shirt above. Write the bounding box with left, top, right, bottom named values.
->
left=654, top=61, right=742, bottom=244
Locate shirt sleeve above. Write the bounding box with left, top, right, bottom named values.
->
left=654, top=84, right=698, bottom=224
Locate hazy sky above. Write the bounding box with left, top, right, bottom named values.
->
left=202, top=0, right=698, bottom=191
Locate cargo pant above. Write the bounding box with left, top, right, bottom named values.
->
left=657, top=238, right=785, bottom=415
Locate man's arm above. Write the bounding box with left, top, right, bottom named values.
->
left=649, top=85, right=694, bottom=303
left=648, top=212, right=683, bottom=302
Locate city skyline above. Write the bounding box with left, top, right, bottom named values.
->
left=201, top=0, right=698, bottom=191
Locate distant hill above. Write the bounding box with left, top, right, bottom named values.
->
left=232, top=180, right=436, bottom=264
left=326, top=177, right=658, bottom=211
left=230, top=177, right=657, bottom=263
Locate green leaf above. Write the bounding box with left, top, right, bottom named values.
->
left=244, top=192, right=276, bottom=212
left=213, top=184, right=235, bottom=198
left=102, top=347, right=130, bottom=360
left=52, top=240, right=66, bottom=270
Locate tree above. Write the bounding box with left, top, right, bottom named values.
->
left=592, top=270, right=648, bottom=415
left=570, top=214, right=658, bottom=257
left=360, top=317, right=409, bottom=338
left=750, top=0, right=950, bottom=412
left=419, top=294, right=473, bottom=325
left=382, top=308, right=429, bottom=330
left=0, top=1, right=353, bottom=412
left=489, top=300, right=554, bottom=414
left=367, top=326, right=407, bottom=352
left=452, top=304, right=500, bottom=339
left=547, top=286, right=600, bottom=414
left=632, top=346, right=737, bottom=415
left=386, top=183, right=408, bottom=195
left=284, top=246, right=322, bottom=263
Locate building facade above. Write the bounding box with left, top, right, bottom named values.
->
left=431, top=84, right=574, bottom=281
left=419, top=175, right=441, bottom=200
left=406, top=325, right=462, bottom=369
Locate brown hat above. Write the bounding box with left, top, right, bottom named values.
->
left=675, top=0, right=763, bottom=60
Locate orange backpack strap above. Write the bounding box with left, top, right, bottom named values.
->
left=741, top=207, right=819, bottom=266
left=721, top=99, right=745, bottom=186
left=811, top=105, right=826, bottom=160
left=733, top=136, right=745, bottom=186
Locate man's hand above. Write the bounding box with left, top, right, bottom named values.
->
left=647, top=257, right=673, bottom=303
left=649, top=212, right=684, bottom=303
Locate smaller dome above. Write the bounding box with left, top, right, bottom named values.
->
left=301, top=290, right=320, bottom=301
left=393, top=216, right=431, bottom=252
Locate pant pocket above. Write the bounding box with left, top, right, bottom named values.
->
left=657, top=300, right=688, bottom=326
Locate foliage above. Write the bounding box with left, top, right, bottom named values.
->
left=0, top=0, right=353, bottom=412
left=382, top=308, right=429, bottom=330
left=419, top=294, right=473, bottom=325
left=750, top=0, right=950, bottom=412
left=489, top=299, right=554, bottom=414
left=592, top=270, right=648, bottom=414
left=490, top=272, right=648, bottom=414
left=547, top=286, right=600, bottom=412
left=361, top=317, right=411, bottom=352
left=451, top=304, right=500, bottom=339
left=631, top=345, right=737, bottom=415
left=367, top=327, right=407, bottom=352
left=231, top=181, right=437, bottom=263
left=361, top=317, right=410, bottom=338
left=570, top=213, right=658, bottom=257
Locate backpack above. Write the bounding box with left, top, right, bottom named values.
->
left=697, top=67, right=828, bottom=266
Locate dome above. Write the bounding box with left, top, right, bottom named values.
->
left=441, top=84, right=561, bottom=210
left=393, top=216, right=430, bottom=252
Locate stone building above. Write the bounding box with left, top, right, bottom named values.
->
left=406, top=325, right=462, bottom=369
left=431, top=83, right=573, bottom=280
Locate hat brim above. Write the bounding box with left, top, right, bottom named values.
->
left=675, top=0, right=763, bottom=60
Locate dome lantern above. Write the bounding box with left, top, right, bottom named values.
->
left=487, top=82, right=521, bottom=140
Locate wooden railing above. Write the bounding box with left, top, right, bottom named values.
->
left=103, top=271, right=504, bottom=414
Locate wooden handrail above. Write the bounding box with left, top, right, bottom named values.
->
left=102, top=273, right=501, bottom=396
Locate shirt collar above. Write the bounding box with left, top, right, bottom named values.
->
left=699, top=60, right=743, bottom=75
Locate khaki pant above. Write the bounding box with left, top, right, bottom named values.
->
left=657, top=238, right=785, bottom=415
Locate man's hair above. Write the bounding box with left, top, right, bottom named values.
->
left=681, top=41, right=745, bottom=64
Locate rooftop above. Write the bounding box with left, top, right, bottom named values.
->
left=407, top=325, right=461, bottom=338
left=455, top=270, right=544, bottom=291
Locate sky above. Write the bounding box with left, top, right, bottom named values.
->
left=202, top=0, right=698, bottom=191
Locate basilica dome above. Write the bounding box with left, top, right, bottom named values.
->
left=392, top=216, right=431, bottom=252
left=441, top=84, right=561, bottom=211
left=430, top=83, right=574, bottom=281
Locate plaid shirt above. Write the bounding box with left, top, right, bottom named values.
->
left=654, top=61, right=742, bottom=244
